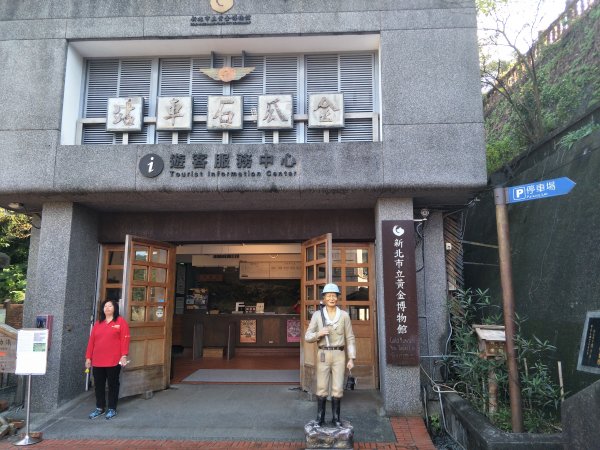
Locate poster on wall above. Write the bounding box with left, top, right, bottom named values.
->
left=382, top=220, right=419, bottom=366
left=287, top=319, right=301, bottom=343
left=240, top=320, right=257, bottom=343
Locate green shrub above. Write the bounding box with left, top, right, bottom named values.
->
left=444, top=288, right=562, bottom=433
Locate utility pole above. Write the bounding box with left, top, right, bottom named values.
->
left=494, top=187, right=524, bottom=433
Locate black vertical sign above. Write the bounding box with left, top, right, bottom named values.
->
left=382, top=220, right=419, bottom=366
left=577, top=312, right=600, bottom=374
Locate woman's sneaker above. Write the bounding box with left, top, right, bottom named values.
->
left=105, top=409, right=117, bottom=420
left=88, top=408, right=105, bottom=419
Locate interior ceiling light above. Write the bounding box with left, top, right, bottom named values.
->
left=7, top=202, right=24, bottom=210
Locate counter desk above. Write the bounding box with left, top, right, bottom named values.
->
left=180, top=312, right=301, bottom=351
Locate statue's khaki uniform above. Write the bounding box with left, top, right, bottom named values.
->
left=305, top=307, right=356, bottom=398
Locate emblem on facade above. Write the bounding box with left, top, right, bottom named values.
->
left=106, top=97, right=143, bottom=132
left=308, top=93, right=345, bottom=129
left=199, top=66, right=255, bottom=83
left=207, top=96, right=243, bottom=130
left=156, top=97, right=193, bottom=131
left=257, top=95, right=294, bottom=130
left=139, top=154, right=164, bottom=178
left=210, top=0, right=233, bottom=14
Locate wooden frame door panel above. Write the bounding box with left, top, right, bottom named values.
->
left=300, top=233, right=332, bottom=393
left=120, top=235, right=175, bottom=397
left=331, top=243, right=378, bottom=389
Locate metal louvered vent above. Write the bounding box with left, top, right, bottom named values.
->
left=340, top=54, right=374, bottom=113
left=82, top=52, right=376, bottom=145
left=83, top=59, right=152, bottom=144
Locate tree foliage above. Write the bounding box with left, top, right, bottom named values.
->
left=480, top=0, right=600, bottom=173
left=0, top=208, right=31, bottom=301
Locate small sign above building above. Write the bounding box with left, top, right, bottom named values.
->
left=257, top=95, right=294, bottom=130
left=106, top=97, right=143, bottom=132
left=156, top=97, right=193, bottom=131
left=207, top=95, right=243, bottom=130
left=308, top=93, right=345, bottom=129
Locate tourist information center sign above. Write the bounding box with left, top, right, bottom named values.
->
left=382, top=221, right=419, bottom=366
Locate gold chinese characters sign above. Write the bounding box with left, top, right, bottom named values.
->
left=210, top=0, right=233, bottom=14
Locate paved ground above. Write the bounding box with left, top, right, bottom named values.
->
left=0, top=384, right=435, bottom=449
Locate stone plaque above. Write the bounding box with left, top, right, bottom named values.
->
left=257, top=95, right=294, bottom=129
left=308, top=93, right=344, bottom=128
left=577, top=311, right=600, bottom=374
left=156, top=97, right=193, bottom=131
left=106, top=97, right=143, bottom=132
left=207, top=95, right=243, bottom=130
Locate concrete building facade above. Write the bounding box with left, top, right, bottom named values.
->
left=0, top=0, right=486, bottom=414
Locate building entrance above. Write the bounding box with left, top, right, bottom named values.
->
left=97, top=239, right=377, bottom=394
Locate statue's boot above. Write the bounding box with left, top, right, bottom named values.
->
left=316, top=396, right=326, bottom=426
left=331, top=397, right=342, bottom=427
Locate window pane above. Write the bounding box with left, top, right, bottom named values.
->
left=106, top=269, right=123, bottom=284
left=131, top=306, right=145, bottom=322
left=317, top=243, right=326, bottom=259
left=345, top=248, right=368, bottom=264
left=150, top=268, right=167, bottom=283
left=306, top=246, right=314, bottom=262
left=306, top=265, right=314, bottom=281
left=332, top=267, right=342, bottom=282
left=332, top=249, right=341, bottom=262
left=346, top=286, right=369, bottom=301
left=132, top=286, right=146, bottom=302
left=316, top=263, right=326, bottom=280
left=346, top=267, right=368, bottom=282
left=134, top=246, right=148, bottom=261
left=348, top=306, right=370, bottom=321
left=105, top=288, right=122, bottom=302
left=133, top=266, right=147, bottom=281
left=306, top=304, right=316, bottom=318
left=151, top=248, right=168, bottom=264
left=317, top=284, right=325, bottom=298
left=148, top=306, right=165, bottom=322
left=150, top=286, right=166, bottom=303
left=108, top=250, right=124, bottom=265
left=306, top=285, right=314, bottom=301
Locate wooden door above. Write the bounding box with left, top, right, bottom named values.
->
left=331, top=243, right=378, bottom=389
left=300, top=233, right=332, bottom=394
left=120, top=235, right=176, bottom=397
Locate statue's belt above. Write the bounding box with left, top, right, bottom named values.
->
left=318, top=346, right=345, bottom=351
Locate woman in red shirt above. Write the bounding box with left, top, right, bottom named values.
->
left=85, top=299, right=130, bottom=420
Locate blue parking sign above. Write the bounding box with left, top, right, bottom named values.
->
left=506, top=177, right=575, bottom=204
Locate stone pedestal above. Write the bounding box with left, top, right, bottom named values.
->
left=304, top=420, right=354, bottom=449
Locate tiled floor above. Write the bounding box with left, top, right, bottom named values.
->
left=0, top=417, right=435, bottom=449
left=0, top=353, right=436, bottom=449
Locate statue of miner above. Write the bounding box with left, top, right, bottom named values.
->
left=304, top=283, right=356, bottom=427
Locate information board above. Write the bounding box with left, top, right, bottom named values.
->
left=15, top=329, right=49, bottom=375
left=577, top=311, right=600, bottom=374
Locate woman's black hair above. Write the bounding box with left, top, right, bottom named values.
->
left=99, top=299, right=120, bottom=322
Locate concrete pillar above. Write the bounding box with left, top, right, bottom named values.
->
left=375, top=198, right=421, bottom=415
left=24, top=202, right=99, bottom=412
left=24, top=214, right=41, bottom=309
left=415, top=211, right=449, bottom=381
